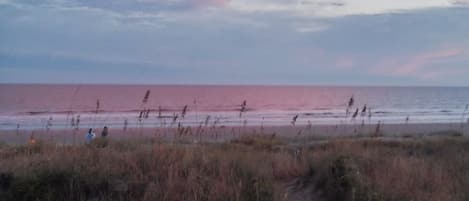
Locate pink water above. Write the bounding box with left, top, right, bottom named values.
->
left=1, top=84, right=468, bottom=129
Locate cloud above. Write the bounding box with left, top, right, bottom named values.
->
left=1, top=1, right=469, bottom=85
left=451, top=0, right=469, bottom=6
left=373, top=47, right=469, bottom=80
left=228, top=0, right=461, bottom=17
left=132, top=0, right=231, bottom=9
left=5, top=0, right=466, bottom=18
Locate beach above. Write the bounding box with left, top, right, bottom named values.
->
left=1, top=122, right=467, bottom=145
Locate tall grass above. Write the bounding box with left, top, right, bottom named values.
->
left=0, top=135, right=468, bottom=201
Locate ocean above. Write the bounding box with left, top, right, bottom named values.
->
left=0, top=84, right=468, bottom=130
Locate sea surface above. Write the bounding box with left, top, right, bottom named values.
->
left=0, top=84, right=468, bottom=130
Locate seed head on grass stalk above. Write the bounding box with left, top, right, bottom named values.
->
left=16, top=124, right=20, bottom=136
left=213, top=116, right=221, bottom=128
left=172, top=113, right=178, bottom=126
left=348, top=95, right=354, bottom=108
left=123, top=119, right=128, bottom=131
left=352, top=108, right=359, bottom=119
left=76, top=115, right=80, bottom=130
left=138, top=90, right=151, bottom=133
left=462, top=104, right=469, bottom=122
left=139, top=110, right=144, bottom=119
left=204, top=115, right=211, bottom=127
left=375, top=121, right=382, bottom=137
left=158, top=106, right=163, bottom=118
left=142, top=90, right=151, bottom=104
left=239, top=100, right=247, bottom=118
left=181, top=105, right=188, bottom=118
left=361, top=104, right=367, bottom=117
left=346, top=95, right=354, bottom=116
left=71, top=117, right=75, bottom=128
left=292, top=114, right=299, bottom=126
left=368, top=108, right=372, bottom=120
left=144, top=108, right=150, bottom=119
left=96, top=99, right=100, bottom=114
left=46, top=116, right=53, bottom=131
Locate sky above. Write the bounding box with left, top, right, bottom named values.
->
left=1, top=0, right=469, bottom=86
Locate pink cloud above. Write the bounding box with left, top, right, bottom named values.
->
left=395, top=48, right=462, bottom=74
left=374, top=47, right=466, bottom=80
left=137, top=0, right=230, bottom=8
left=193, top=0, right=230, bottom=7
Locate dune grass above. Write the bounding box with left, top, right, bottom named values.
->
left=0, top=134, right=468, bottom=201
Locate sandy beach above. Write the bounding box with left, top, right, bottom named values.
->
left=2, top=122, right=468, bottom=145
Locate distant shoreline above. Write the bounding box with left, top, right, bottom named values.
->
left=1, top=122, right=468, bottom=145
left=2, top=83, right=469, bottom=88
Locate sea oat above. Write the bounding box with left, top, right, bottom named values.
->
left=158, top=106, right=163, bottom=118
left=291, top=114, right=299, bottom=126
left=96, top=99, right=100, bottom=114
left=204, top=115, right=210, bottom=127
left=352, top=108, right=359, bottom=119
left=142, top=90, right=151, bottom=104
left=239, top=100, right=247, bottom=118
left=182, top=105, right=188, bottom=118
left=361, top=104, right=367, bottom=117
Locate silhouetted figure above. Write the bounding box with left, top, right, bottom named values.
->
left=101, top=126, right=109, bottom=137
left=85, top=128, right=96, bottom=144
left=29, top=133, right=36, bottom=145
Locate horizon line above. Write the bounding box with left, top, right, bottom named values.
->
left=1, top=82, right=468, bottom=88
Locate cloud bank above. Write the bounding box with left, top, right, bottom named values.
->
left=1, top=0, right=469, bottom=86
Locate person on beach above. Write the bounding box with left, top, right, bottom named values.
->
left=29, top=133, right=36, bottom=145
left=85, top=128, right=96, bottom=144
left=101, top=126, right=109, bottom=138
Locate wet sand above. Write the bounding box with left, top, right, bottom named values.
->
left=1, top=122, right=468, bottom=145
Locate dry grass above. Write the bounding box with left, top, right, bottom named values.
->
left=0, top=135, right=468, bottom=201
left=306, top=137, right=469, bottom=201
